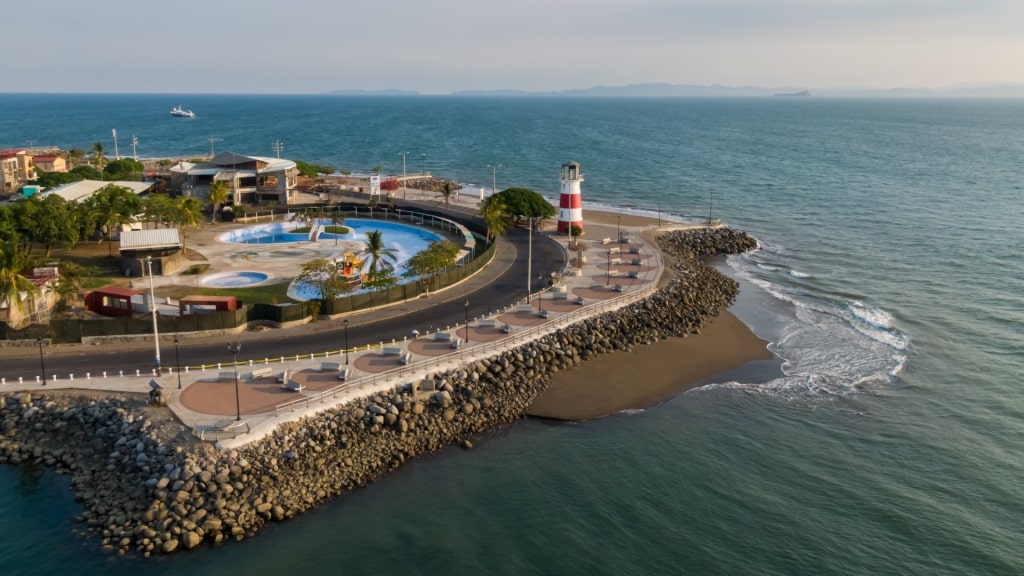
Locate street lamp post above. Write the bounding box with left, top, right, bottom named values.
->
left=607, top=250, right=611, bottom=285
left=421, top=153, right=427, bottom=176
left=488, top=164, right=499, bottom=196
left=400, top=152, right=408, bottom=199
left=617, top=215, right=621, bottom=243
left=527, top=217, right=533, bottom=303
left=464, top=301, right=469, bottom=343
left=343, top=319, right=350, bottom=365
left=173, top=336, right=182, bottom=389
left=228, top=342, right=241, bottom=421
left=708, top=187, right=714, bottom=225
left=36, top=337, right=46, bottom=386
left=146, top=256, right=161, bottom=372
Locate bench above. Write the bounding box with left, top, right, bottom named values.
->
left=590, top=282, right=605, bottom=290
left=614, top=284, right=624, bottom=292
left=607, top=247, right=621, bottom=255
left=552, top=291, right=569, bottom=300
left=320, top=361, right=341, bottom=372
left=218, top=371, right=236, bottom=382
left=631, top=258, right=642, bottom=265
left=628, top=271, right=639, bottom=279
left=247, top=367, right=273, bottom=380
left=277, top=369, right=290, bottom=383
left=539, top=309, right=550, bottom=319
left=516, top=303, right=534, bottom=314
left=434, top=332, right=455, bottom=341
left=609, top=257, right=621, bottom=265
left=282, top=379, right=304, bottom=392
left=553, top=284, right=568, bottom=293
left=382, top=347, right=403, bottom=356
left=451, top=337, right=462, bottom=349
left=619, top=233, right=629, bottom=243
left=338, top=367, right=349, bottom=381
left=399, top=351, right=413, bottom=365
left=575, top=295, right=585, bottom=305
left=478, top=319, right=497, bottom=328
left=502, top=323, right=513, bottom=334
left=629, top=247, right=640, bottom=254
left=601, top=237, right=612, bottom=245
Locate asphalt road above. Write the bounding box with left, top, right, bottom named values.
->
left=0, top=226, right=565, bottom=380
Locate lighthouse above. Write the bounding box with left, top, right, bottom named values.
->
left=557, top=161, right=583, bottom=234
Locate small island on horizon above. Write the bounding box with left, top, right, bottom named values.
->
left=774, top=90, right=812, bottom=97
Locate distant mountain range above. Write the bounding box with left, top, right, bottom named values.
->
left=326, top=82, right=1024, bottom=98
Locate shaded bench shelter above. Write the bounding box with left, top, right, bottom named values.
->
left=119, top=229, right=184, bottom=277
left=84, top=286, right=144, bottom=318
left=178, top=295, right=241, bottom=315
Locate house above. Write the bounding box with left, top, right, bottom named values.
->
left=42, top=179, right=153, bottom=203
left=0, top=149, right=36, bottom=194
left=0, top=267, right=60, bottom=329
left=170, top=152, right=299, bottom=207
left=119, top=228, right=184, bottom=277
left=31, top=154, right=67, bottom=173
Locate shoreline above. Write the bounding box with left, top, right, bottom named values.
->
left=527, top=309, right=774, bottom=420
left=525, top=208, right=775, bottom=421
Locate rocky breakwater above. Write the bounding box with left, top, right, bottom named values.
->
left=0, top=226, right=756, bottom=557
left=403, top=176, right=461, bottom=194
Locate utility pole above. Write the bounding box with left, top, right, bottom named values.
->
left=273, top=140, right=284, bottom=158
left=400, top=152, right=408, bottom=199
left=132, top=135, right=139, bottom=160
left=146, top=256, right=161, bottom=371
left=208, top=137, right=222, bottom=158
left=112, top=129, right=120, bottom=160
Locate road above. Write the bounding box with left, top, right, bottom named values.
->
left=0, top=226, right=565, bottom=381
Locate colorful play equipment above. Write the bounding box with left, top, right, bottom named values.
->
left=337, top=253, right=364, bottom=281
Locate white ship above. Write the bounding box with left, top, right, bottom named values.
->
left=170, top=105, right=196, bottom=118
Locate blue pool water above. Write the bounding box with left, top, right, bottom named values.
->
left=217, top=218, right=442, bottom=247
left=199, top=271, right=269, bottom=288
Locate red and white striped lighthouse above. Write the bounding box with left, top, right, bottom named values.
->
left=557, top=161, right=583, bottom=234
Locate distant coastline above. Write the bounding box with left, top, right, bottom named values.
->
left=774, top=90, right=812, bottom=98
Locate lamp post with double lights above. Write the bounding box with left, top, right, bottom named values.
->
left=36, top=337, right=46, bottom=386
left=173, top=336, right=183, bottom=389
left=487, top=164, right=500, bottom=197
left=343, top=319, right=350, bottom=365
left=464, top=301, right=469, bottom=343
left=227, top=342, right=241, bottom=421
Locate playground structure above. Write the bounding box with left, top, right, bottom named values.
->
left=337, top=252, right=365, bottom=284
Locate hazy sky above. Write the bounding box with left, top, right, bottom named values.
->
left=4, top=0, right=1023, bottom=93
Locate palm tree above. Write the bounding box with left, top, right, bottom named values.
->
left=90, top=142, right=107, bottom=175
left=437, top=181, right=455, bottom=214
left=361, top=229, right=398, bottom=278
left=175, top=197, right=204, bottom=249
left=0, top=242, right=39, bottom=316
left=207, top=180, right=230, bottom=223
left=480, top=194, right=511, bottom=242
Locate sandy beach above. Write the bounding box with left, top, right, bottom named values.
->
left=527, top=207, right=773, bottom=421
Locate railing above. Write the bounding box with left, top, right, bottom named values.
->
left=192, top=420, right=250, bottom=441
left=271, top=273, right=659, bottom=418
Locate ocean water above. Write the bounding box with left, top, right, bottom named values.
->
left=1, top=95, right=1023, bottom=575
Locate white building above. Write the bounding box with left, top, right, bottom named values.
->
left=171, top=152, right=299, bottom=207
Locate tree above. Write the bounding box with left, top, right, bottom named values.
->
left=295, top=258, right=349, bottom=302
left=51, top=261, right=99, bottom=312
left=436, top=181, right=455, bottom=214
left=381, top=178, right=400, bottom=192
left=89, top=142, right=107, bottom=174
left=35, top=195, right=81, bottom=256
left=103, top=158, right=144, bottom=181
left=85, top=184, right=141, bottom=255
left=142, top=194, right=176, bottom=228
left=362, top=267, right=397, bottom=291
left=69, top=165, right=102, bottom=180
left=404, top=239, right=461, bottom=290
left=175, top=196, right=204, bottom=248
left=480, top=194, right=512, bottom=242
left=64, top=148, right=86, bottom=168
left=207, top=180, right=230, bottom=223
left=32, top=170, right=83, bottom=188
left=0, top=242, right=39, bottom=314
left=361, top=229, right=398, bottom=278
left=494, top=187, right=557, bottom=222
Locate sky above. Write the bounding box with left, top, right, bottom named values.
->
left=4, top=0, right=1024, bottom=94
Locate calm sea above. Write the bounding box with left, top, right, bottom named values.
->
left=1, top=95, right=1022, bottom=575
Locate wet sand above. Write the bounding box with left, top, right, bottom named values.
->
left=526, top=310, right=773, bottom=421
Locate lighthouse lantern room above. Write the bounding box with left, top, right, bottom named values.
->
left=557, top=161, right=584, bottom=234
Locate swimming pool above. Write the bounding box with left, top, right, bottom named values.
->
left=200, top=271, right=270, bottom=288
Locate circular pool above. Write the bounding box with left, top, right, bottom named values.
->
left=200, top=271, right=270, bottom=288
